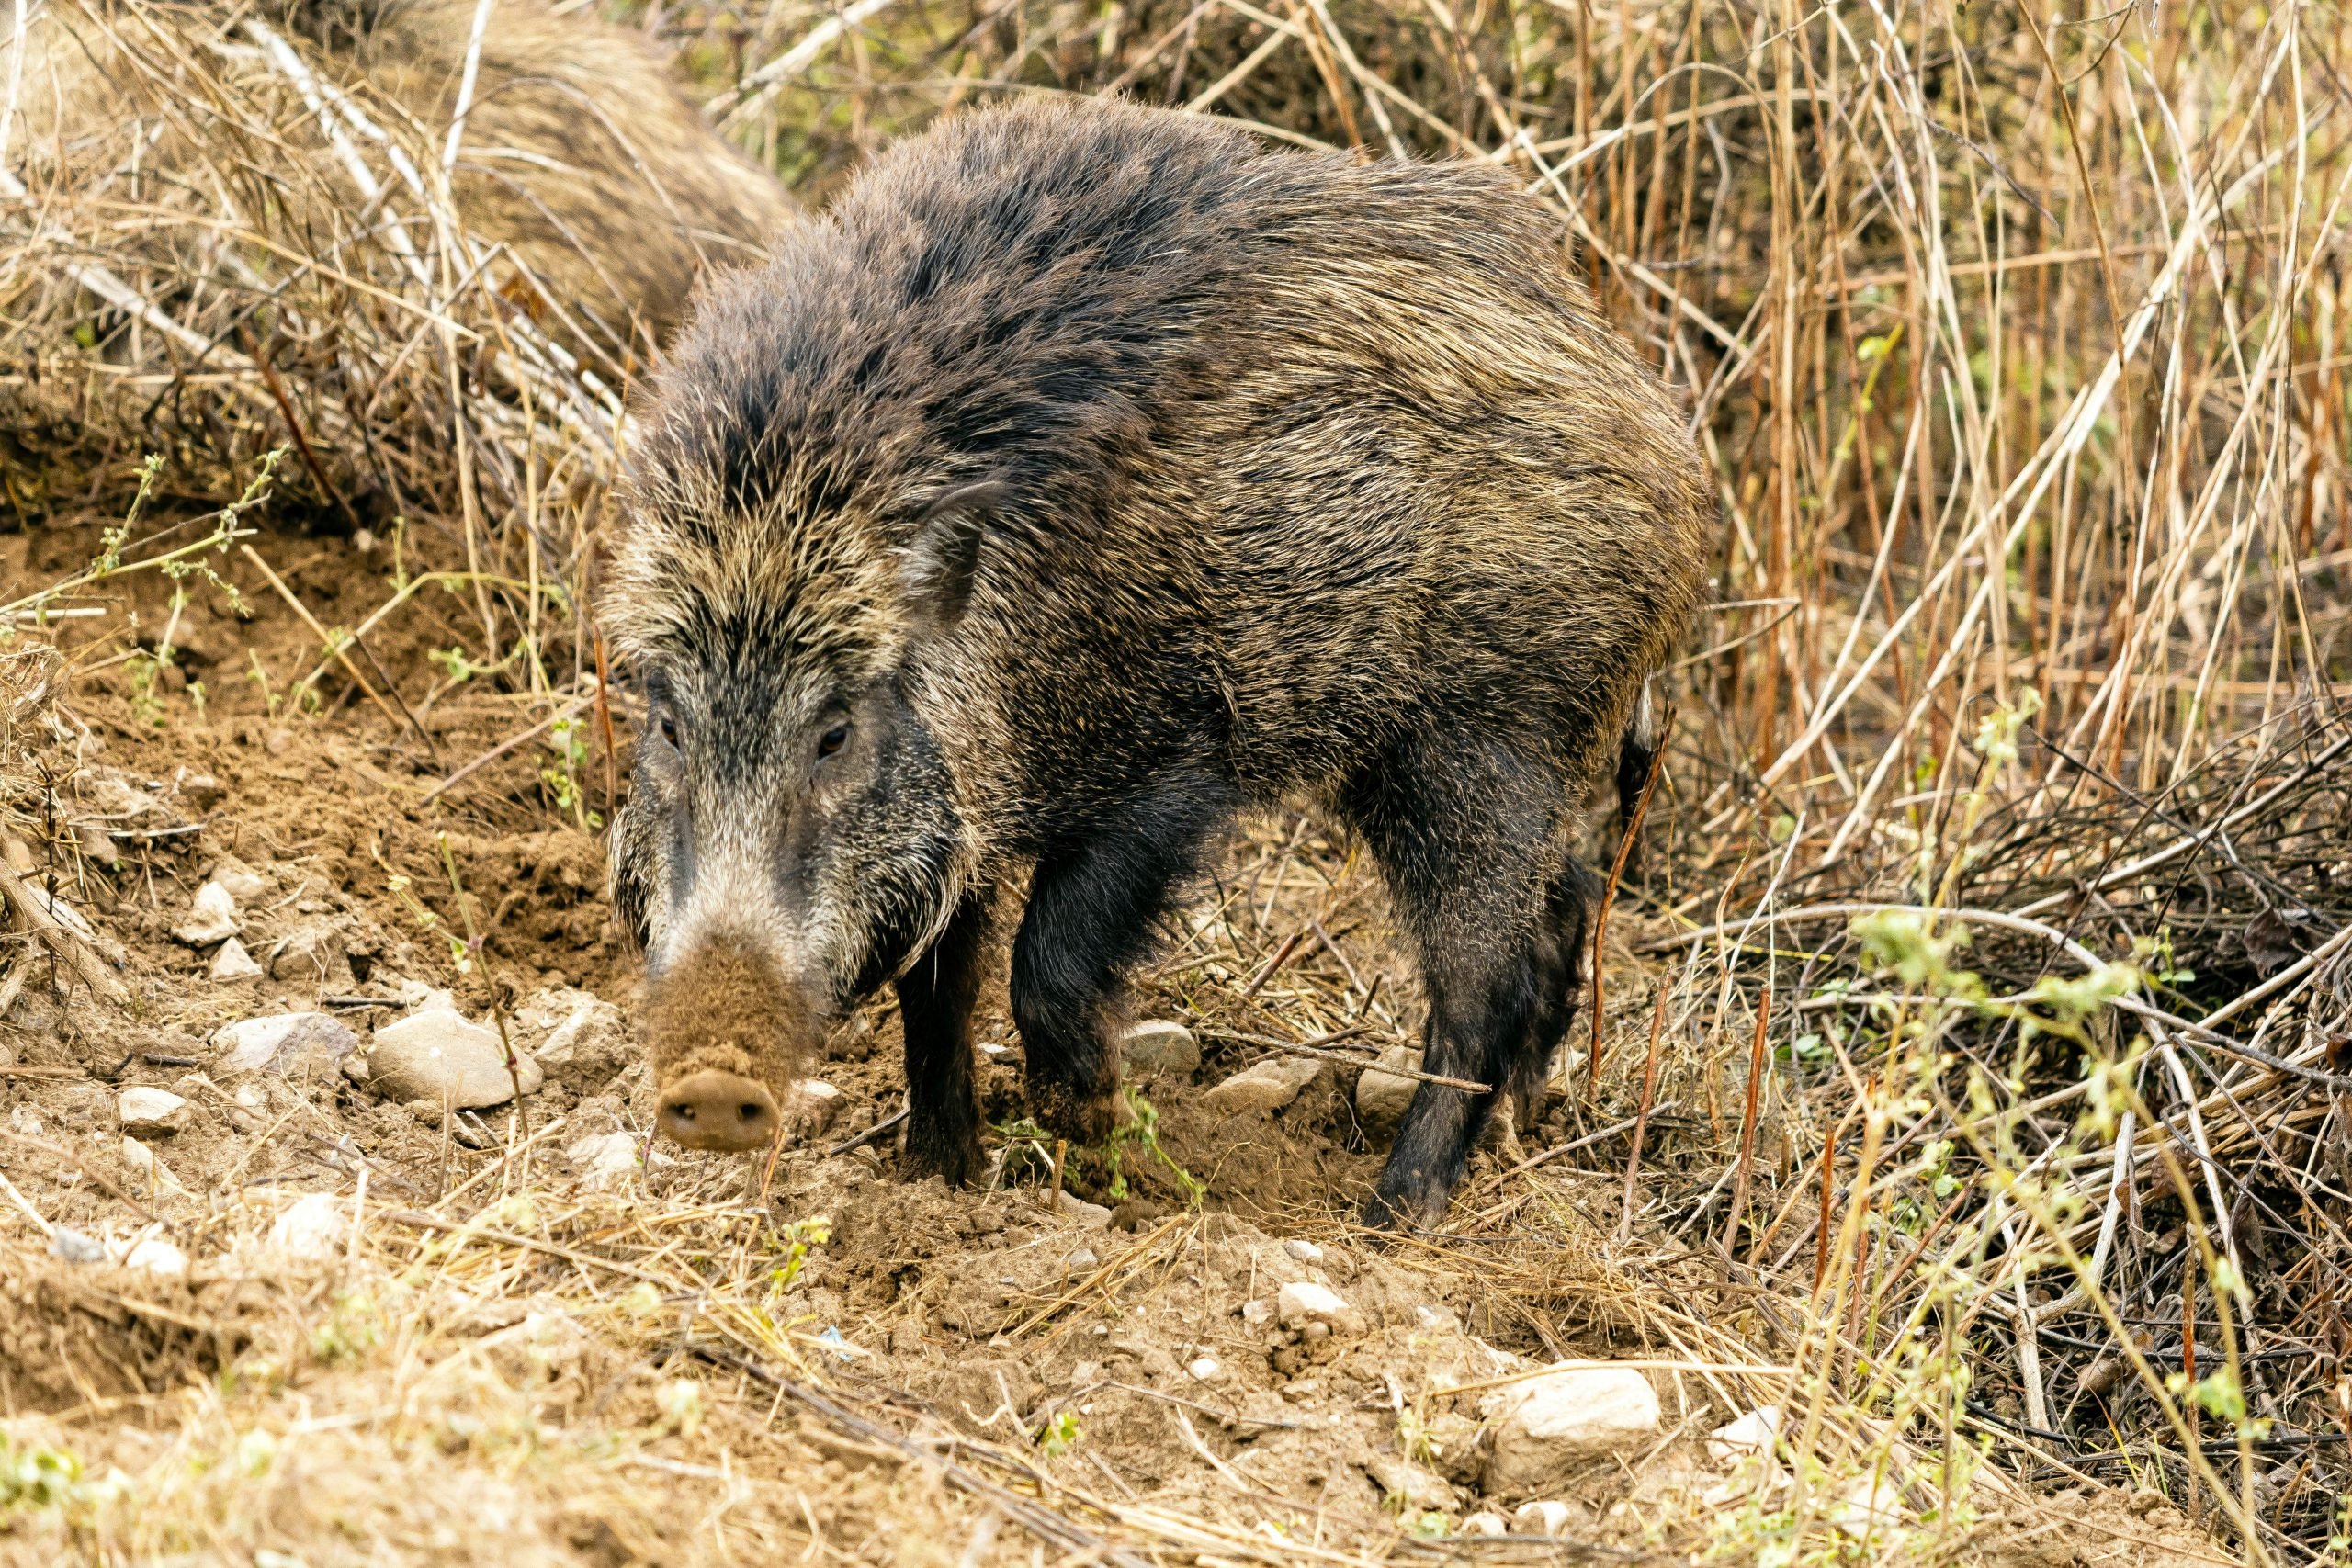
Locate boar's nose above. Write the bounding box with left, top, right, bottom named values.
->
left=658, top=1069, right=780, bottom=1151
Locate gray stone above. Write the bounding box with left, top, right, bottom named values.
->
left=209, top=937, right=264, bottom=981
left=363, top=1009, right=543, bottom=1108
left=1283, top=1238, right=1323, bottom=1262
left=213, top=1012, right=359, bottom=1077
left=1354, top=1045, right=1422, bottom=1129
left=49, top=1226, right=106, bottom=1264
left=790, top=1079, right=843, bottom=1133
left=1460, top=1513, right=1509, bottom=1537
left=266, top=923, right=350, bottom=984
left=1364, top=1454, right=1456, bottom=1513
left=519, top=987, right=631, bottom=1087
left=1056, top=1190, right=1113, bottom=1229
left=1483, top=1366, right=1661, bottom=1498
left=1202, top=1055, right=1323, bottom=1116
left=118, top=1087, right=191, bottom=1137
left=172, top=880, right=239, bottom=945
left=1119, top=1019, right=1200, bottom=1077
left=1513, top=1500, right=1576, bottom=1536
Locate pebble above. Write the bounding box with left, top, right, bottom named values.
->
left=1364, top=1454, right=1456, bottom=1513
left=48, top=1225, right=106, bottom=1264
left=1513, top=1500, right=1575, bottom=1535
left=361, top=1009, right=544, bottom=1108
left=119, top=1136, right=188, bottom=1195
left=520, top=987, right=630, bottom=1086
left=1459, top=1513, right=1509, bottom=1537
left=209, top=937, right=264, bottom=981
left=1239, top=1299, right=1272, bottom=1327
left=175, top=771, right=229, bottom=811
left=1276, top=1280, right=1365, bottom=1336
left=118, top=1233, right=188, bottom=1277
left=1202, top=1055, right=1323, bottom=1117
left=269, top=1191, right=345, bottom=1260
left=213, top=1011, right=359, bottom=1077
left=1056, top=1190, right=1113, bottom=1229
left=266, top=923, right=348, bottom=983
left=172, top=880, right=240, bottom=945
left=1186, top=1356, right=1222, bottom=1382
left=1484, top=1365, right=1662, bottom=1498
left=1708, top=1405, right=1782, bottom=1465
left=566, top=1130, right=649, bottom=1190
left=1283, top=1238, right=1323, bottom=1262
left=118, top=1087, right=191, bottom=1137
left=1065, top=1247, right=1101, bottom=1276
left=205, top=855, right=268, bottom=903
left=1353, top=1045, right=1423, bottom=1129
left=791, top=1079, right=843, bottom=1132
left=1118, top=1019, right=1201, bottom=1077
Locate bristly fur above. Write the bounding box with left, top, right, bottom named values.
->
left=637, top=935, right=810, bottom=1092
left=608, top=97, right=1714, bottom=1222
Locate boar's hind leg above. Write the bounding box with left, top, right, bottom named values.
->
left=1011, top=773, right=1237, bottom=1145
left=1351, top=743, right=1590, bottom=1230
left=896, top=892, right=995, bottom=1186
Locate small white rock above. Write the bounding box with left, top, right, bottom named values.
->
left=1363, top=1454, right=1456, bottom=1512
left=118, top=1232, right=188, bottom=1277
left=1484, top=1366, right=1662, bottom=1498
left=118, top=1087, right=191, bottom=1138
left=1239, top=1299, right=1273, bottom=1327
left=1708, top=1405, right=1783, bottom=1466
left=1066, top=1247, right=1101, bottom=1276
left=1459, top=1512, right=1509, bottom=1537
left=1186, top=1356, right=1222, bottom=1382
left=119, top=1136, right=187, bottom=1195
left=1513, top=1500, right=1574, bottom=1535
left=790, top=1079, right=843, bottom=1132
left=1202, top=1055, right=1323, bottom=1117
left=364, top=1009, right=543, bottom=1108
left=566, top=1131, right=648, bottom=1190
left=205, top=856, right=269, bottom=904
left=173, top=880, right=241, bottom=946
left=1119, top=1020, right=1201, bottom=1077
left=213, top=1012, right=359, bottom=1077
left=209, top=936, right=264, bottom=981
left=1276, top=1280, right=1365, bottom=1336
left=1283, top=1238, right=1323, bottom=1262
left=268, top=1191, right=346, bottom=1260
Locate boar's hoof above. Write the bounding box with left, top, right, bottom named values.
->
left=659, top=1070, right=780, bottom=1152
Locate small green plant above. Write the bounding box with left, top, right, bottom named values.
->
left=1036, top=1409, right=1080, bottom=1457
left=311, top=1289, right=383, bottom=1363
left=0, top=1438, right=84, bottom=1511
left=1101, top=1085, right=1203, bottom=1205
left=541, top=713, right=603, bottom=830
left=763, top=1215, right=833, bottom=1295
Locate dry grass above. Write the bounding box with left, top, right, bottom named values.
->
left=5, top=0, right=2351, bottom=1562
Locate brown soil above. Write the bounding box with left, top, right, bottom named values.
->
left=0, top=520, right=2213, bottom=1567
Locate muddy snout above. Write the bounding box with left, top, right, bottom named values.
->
left=639, top=932, right=816, bottom=1153
left=659, top=1069, right=781, bottom=1151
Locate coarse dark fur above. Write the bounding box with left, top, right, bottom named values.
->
left=605, top=97, right=1713, bottom=1226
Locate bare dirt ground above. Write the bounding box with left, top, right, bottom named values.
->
left=0, top=522, right=2230, bottom=1568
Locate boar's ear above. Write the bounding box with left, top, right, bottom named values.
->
left=900, top=478, right=1011, bottom=626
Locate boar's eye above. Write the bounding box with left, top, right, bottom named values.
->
left=815, top=722, right=849, bottom=761
left=658, top=714, right=681, bottom=751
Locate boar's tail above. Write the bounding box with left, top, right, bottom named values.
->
left=1612, top=678, right=1666, bottom=848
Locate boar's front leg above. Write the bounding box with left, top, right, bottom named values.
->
left=897, top=892, right=994, bottom=1186
left=1011, top=773, right=1236, bottom=1145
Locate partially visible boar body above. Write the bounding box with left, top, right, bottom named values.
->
left=606, top=98, right=1713, bottom=1226
left=4, top=0, right=796, bottom=366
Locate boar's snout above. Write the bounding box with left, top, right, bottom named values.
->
left=659, top=1069, right=781, bottom=1151
left=640, top=931, right=815, bottom=1153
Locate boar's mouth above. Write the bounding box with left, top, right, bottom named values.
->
left=640, top=933, right=813, bottom=1152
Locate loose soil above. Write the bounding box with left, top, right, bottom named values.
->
left=0, top=522, right=2219, bottom=1568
